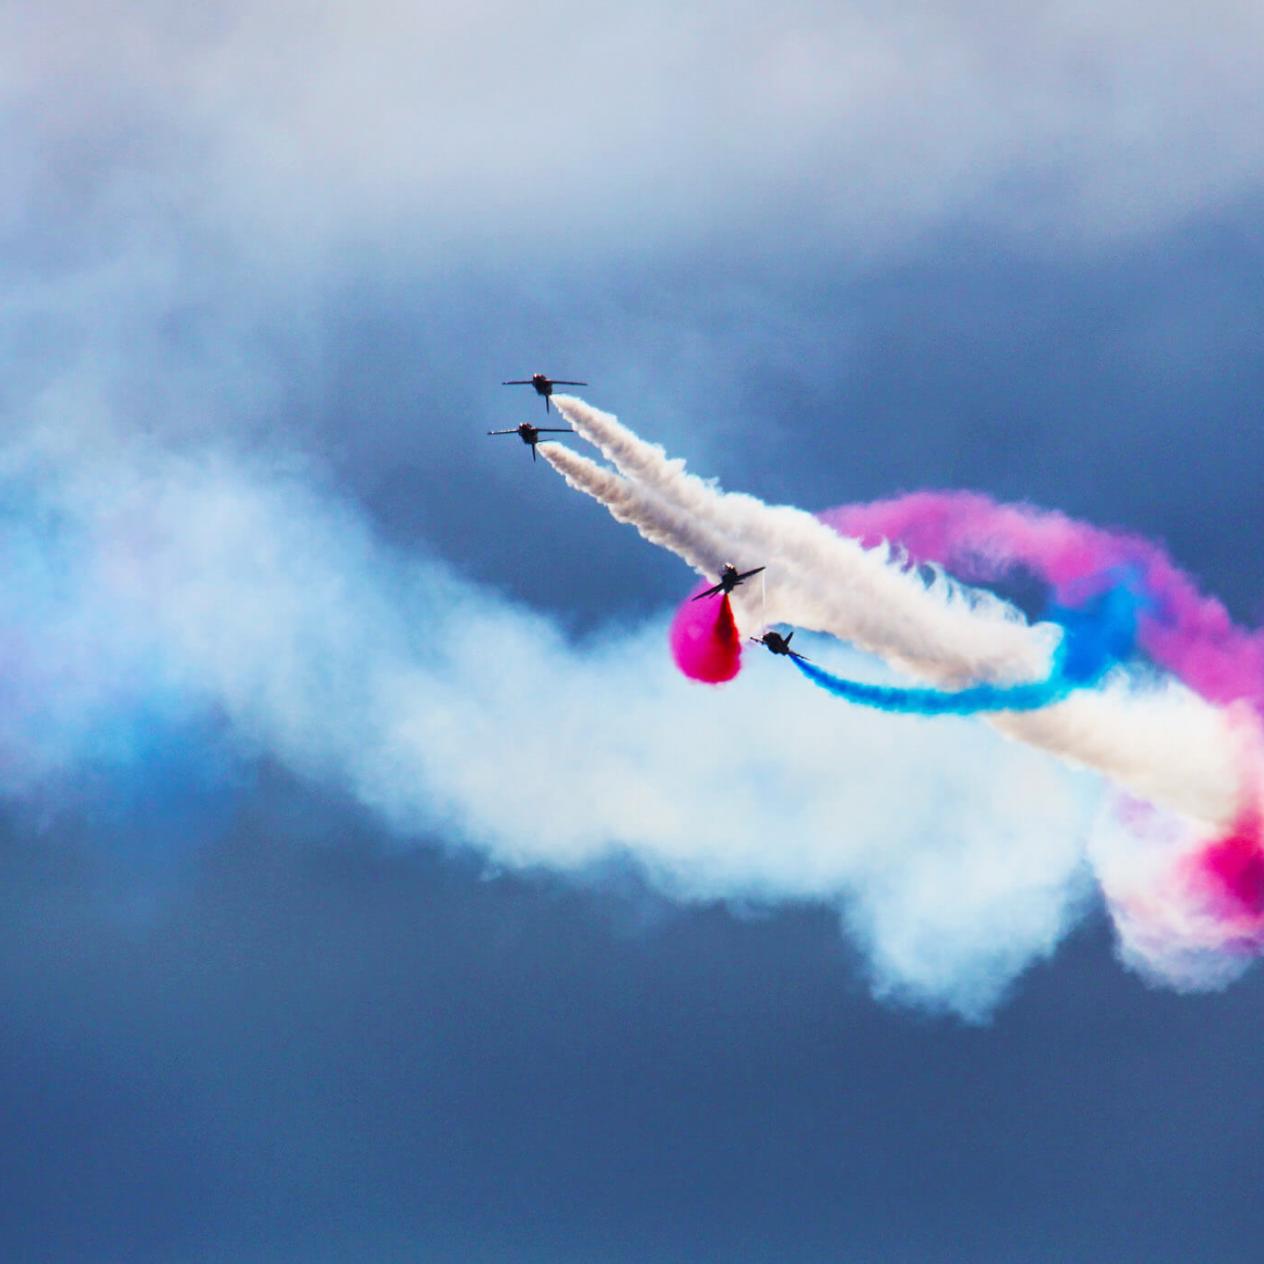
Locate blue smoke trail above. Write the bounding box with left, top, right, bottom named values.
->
left=792, top=580, right=1143, bottom=715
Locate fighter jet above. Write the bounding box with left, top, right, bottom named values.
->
left=691, top=563, right=766, bottom=600
left=750, top=629, right=810, bottom=662
left=486, top=421, right=572, bottom=462
left=502, top=373, right=588, bottom=412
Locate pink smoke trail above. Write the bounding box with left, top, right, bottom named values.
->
left=821, top=492, right=1264, bottom=714
left=671, top=588, right=742, bottom=683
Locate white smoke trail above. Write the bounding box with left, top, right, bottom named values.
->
left=0, top=417, right=1107, bottom=1018
left=545, top=398, right=1246, bottom=828
left=540, top=441, right=742, bottom=582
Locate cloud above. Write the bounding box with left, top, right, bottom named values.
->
left=0, top=399, right=1108, bottom=1018
left=3, top=2, right=1264, bottom=262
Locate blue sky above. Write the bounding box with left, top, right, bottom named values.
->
left=3, top=3, right=1264, bottom=1260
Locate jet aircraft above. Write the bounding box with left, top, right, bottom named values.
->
left=691, top=564, right=766, bottom=600
left=486, top=421, right=572, bottom=461
left=750, top=629, right=810, bottom=662
left=502, top=373, right=588, bottom=412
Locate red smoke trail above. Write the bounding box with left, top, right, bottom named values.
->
left=670, top=588, right=742, bottom=683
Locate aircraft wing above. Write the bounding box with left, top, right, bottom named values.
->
left=502, top=380, right=533, bottom=385
left=549, top=380, right=587, bottom=386
left=736, top=566, right=766, bottom=582
left=691, top=582, right=724, bottom=601
left=534, top=428, right=572, bottom=434
left=487, top=429, right=519, bottom=435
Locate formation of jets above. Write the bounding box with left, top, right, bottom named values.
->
left=489, top=373, right=802, bottom=665
left=488, top=372, right=587, bottom=463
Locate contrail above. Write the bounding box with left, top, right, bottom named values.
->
left=543, top=399, right=1247, bottom=828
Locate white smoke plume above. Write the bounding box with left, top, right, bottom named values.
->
left=544, top=396, right=1246, bottom=829
left=0, top=403, right=1113, bottom=1020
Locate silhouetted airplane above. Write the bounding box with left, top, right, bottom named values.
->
left=750, top=629, right=810, bottom=662
left=502, top=373, right=588, bottom=412
left=692, top=564, right=766, bottom=600
left=487, top=421, right=572, bottom=462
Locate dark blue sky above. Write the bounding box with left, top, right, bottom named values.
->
left=4, top=5, right=1264, bottom=1261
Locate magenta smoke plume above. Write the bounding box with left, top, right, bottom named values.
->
left=671, top=588, right=742, bottom=683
